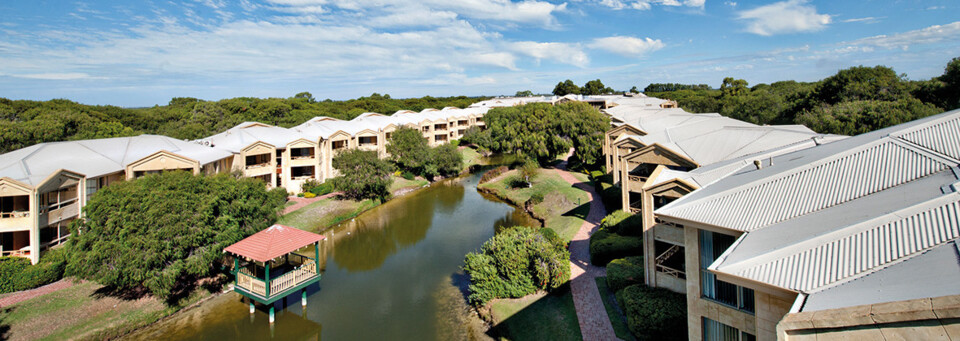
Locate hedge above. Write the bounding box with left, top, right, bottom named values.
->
left=601, top=210, right=643, bottom=236
left=479, top=166, right=510, bottom=184
left=607, top=256, right=644, bottom=292
left=589, top=228, right=643, bottom=266
left=0, top=247, right=70, bottom=294
left=462, top=227, right=570, bottom=305
left=617, top=284, right=687, bottom=340
left=308, top=182, right=335, bottom=196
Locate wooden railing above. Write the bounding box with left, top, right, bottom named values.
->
left=270, top=263, right=317, bottom=295
left=237, top=268, right=267, bottom=297
left=656, top=264, right=686, bottom=279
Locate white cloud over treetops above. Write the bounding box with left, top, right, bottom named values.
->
left=588, top=36, right=665, bottom=57
left=737, top=0, right=831, bottom=36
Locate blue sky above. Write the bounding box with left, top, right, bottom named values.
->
left=1, top=0, right=958, bottom=107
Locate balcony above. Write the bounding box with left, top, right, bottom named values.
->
left=42, top=200, right=80, bottom=225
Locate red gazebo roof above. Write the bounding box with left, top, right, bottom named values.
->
left=224, top=224, right=326, bottom=263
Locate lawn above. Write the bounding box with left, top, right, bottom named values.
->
left=388, top=175, right=429, bottom=193
left=595, top=277, right=635, bottom=341
left=489, top=288, right=581, bottom=341
left=478, top=168, right=591, bottom=241
left=461, top=147, right=483, bottom=168
left=277, top=197, right=379, bottom=232
left=0, top=280, right=214, bottom=341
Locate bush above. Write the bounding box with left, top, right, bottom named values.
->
left=462, top=227, right=571, bottom=305
left=450, top=139, right=460, bottom=146
left=528, top=192, right=545, bottom=204
left=617, top=284, right=687, bottom=340
left=589, top=227, right=643, bottom=266
left=479, top=166, right=509, bottom=184
left=303, top=192, right=316, bottom=198
left=402, top=171, right=416, bottom=180
left=309, top=182, right=335, bottom=196
left=300, top=178, right=322, bottom=193
left=601, top=210, right=643, bottom=236
left=607, top=256, right=644, bottom=292
left=589, top=170, right=604, bottom=179
left=0, top=247, right=70, bottom=294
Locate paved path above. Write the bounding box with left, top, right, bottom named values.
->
left=283, top=192, right=342, bottom=214
left=0, top=279, right=75, bottom=308
left=555, top=149, right=618, bottom=341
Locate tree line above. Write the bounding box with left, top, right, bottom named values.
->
left=0, top=93, right=484, bottom=153
left=645, top=57, right=960, bottom=136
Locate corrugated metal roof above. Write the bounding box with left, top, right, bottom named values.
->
left=729, top=196, right=960, bottom=292
left=661, top=139, right=952, bottom=231
left=895, top=114, right=960, bottom=162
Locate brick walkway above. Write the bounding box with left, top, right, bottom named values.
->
left=555, top=149, right=619, bottom=341
left=283, top=192, right=342, bottom=214
left=0, top=279, right=75, bottom=308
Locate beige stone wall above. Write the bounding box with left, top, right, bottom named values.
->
left=779, top=295, right=960, bottom=341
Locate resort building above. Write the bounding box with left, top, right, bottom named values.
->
left=0, top=135, right=233, bottom=264
left=652, top=108, right=960, bottom=340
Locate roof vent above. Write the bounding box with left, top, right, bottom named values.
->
left=753, top=159, right=762, bottom=170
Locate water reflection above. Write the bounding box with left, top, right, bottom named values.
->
left=130, top=169, right=538, bottom=341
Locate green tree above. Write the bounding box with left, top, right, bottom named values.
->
left=432, top=143, right=464, bottom=176
left=293, top=91, right=315, bottom=103
left=515, top=90, right=534, bottom=97
left=813, top=65, right=908, bottom=104
left=386, top=127, right=432, bottom=173
left=330, top=149, right=394, bottom=200
left=629, top=86, right=639, bottom=93
left=720, top=77, right=749, bottom=97
left=582, top=79, right=608, bottom=95
left=940, top=57, right=960, bottom=109
left=462, top=227, right=570, bottom=305
left=66, top=172, right=287, bottom=301
left=552, top=79, right=581, bottom=96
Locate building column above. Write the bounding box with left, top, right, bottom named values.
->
left=29, top=190, right=39, bottom=264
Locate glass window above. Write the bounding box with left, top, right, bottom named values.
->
left=702, top=318, right=739, bottom=341
left=700, top=230, right=754, bottom=313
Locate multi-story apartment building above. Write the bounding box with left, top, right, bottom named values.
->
left=0, top=135, right=233, bottom=264
left=651, top=108, right=960, bottom=340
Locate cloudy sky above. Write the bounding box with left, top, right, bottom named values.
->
left=1, top=0, right=958, bottom=107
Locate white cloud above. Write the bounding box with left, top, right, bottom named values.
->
left=593, top=0, right=703, bottom=11
left=14, top=73, right=92, bottom=80
left=588, top=36, right=664, bottom=57
left=841, top=21, right=960, bottom=51
left=509, top=41, right=589, bottom=67
left=723, top=1, right=737, bottom=7
left=737, top=0, right=831, bottom=36
left=842, top=16, right=882, bottom=23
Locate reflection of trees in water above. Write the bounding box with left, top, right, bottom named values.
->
left=432, top=180, right=465, bottom=214
left=330, top=188, right=439, bottom=272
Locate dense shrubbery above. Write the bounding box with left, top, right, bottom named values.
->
left=607, top=256, right=644, bottom=293
left=479, top=166, right=509, bottom=184
left=463, top=102, right=610, bottom=167
left=462, top=227, right=571, bottom=305
left=645, top=58, right=960, bottom=136
left=0, top=94, right=485, bottom=154
left=387, top=127, right=463, bottom=178
left=592, top=173, right=621, bottom=213
left=0, top=247, right=70, bottom=294
left=66, top=172, right=287, bottom=301
left=330, top=149, right=394, bottom=200
left=616, top=284, right=687, bottom=340
left=590, top=211, right=643, bottom=266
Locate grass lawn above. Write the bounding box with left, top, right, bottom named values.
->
left=478, top=168, right=591, bottom=241
left=489, top=288, right=581, bottom=341
left=461, top=147, right=482, bottom=168
left=595, top=277, right=635, bottom=341
left=278, top=198, right=379, bottom=232
left=388, top=175, right=429, bottom=193
left=0, top=280, right=213, bottom=341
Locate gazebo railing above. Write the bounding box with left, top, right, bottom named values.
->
left=237, top=269, right=267, bottom=297
left=236, top=260, right=317, bottom=298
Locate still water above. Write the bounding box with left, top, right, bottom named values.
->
left=128, top=170, right=537, bottom=340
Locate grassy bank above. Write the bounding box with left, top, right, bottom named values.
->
left=488, top=288, right=581, bottom=341
left=0, top=280, right=217, bottom=341
left=478, top=168, right=591, bottom=241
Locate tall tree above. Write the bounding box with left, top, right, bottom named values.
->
left=940, top=57, right=960, bottom=109
left=582, top=79, right=609, bottom=95
left=386, top=127, right=431, bottom=172
left=720, top=77, right=749, bottom=97
left=432, top=143, right=464, bottom=176
left=331, top=149, right=394, bottom=200
left=515, top=90, right=534, bottom=97
left=552, top=79, right=581, bottom=96
left=66, top=172, right=287, bottom=301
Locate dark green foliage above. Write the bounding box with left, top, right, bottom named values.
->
left=475, top=102, right=609, bottom=165
left=528, top=192, right=545, bottom=204
left=643, top=83, right=711, bottom=93
left=553, top=79, right=581, bottom=96
left=330, top=149, right=394, bottom=200
left=607, top=256, right=644, bottom=292
left=479, top=166, right=510, bottom=184
left=401, top=171, right=416, bottom=180
left=601, top=210, right=643, bottom=236
left=0, top=94, right=485, bottom=153
left=308, top=182, right=335, bottom=196
left=0, top=247, right=70, bottom=294
left=387, top=127, right=432, bottom=172
left=66, top=172, right=287, bottom=300
left=515, top=90, right=535, bottom=97
left=589, top=228, right=643, bottom=266
left=582, top=79, right=614, bottom=95
left=432, top=143, right=464, bottom=176
left=645, top=58, right=960, bottom=136
left=617, top=284, right=687, bottom=340
left=593, top=174, right=622, bottom=213
left=462, top=227, right=571, bottom=305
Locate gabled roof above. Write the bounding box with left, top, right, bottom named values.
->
left=203, top=123, right=303, bottom=153
left=0, top=135, right=232, bottom=185
left=224, top=224, right=325, bottom=263
left=655, top=109, right=960, bottom=308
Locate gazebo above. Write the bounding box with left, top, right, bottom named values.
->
left=224, top=224, right=326, bottom=323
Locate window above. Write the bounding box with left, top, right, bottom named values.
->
left=700, top=230, right=754, bottom=313
left=358, top=136, right=377, bottom=145
left=291, top=147, right=314, bottom=159
left=332, top=140, right=347, bottom=150
left=702, top=318, right=755, bottom=341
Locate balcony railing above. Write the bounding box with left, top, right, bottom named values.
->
left=657, top=265, right=686, bottom=279
left=235, top=258, right=318, bottom=299
left=246, top=162, right=270, bottom=170
left=291, top=155, right=315, bottom=160
left=1, top=211, right=29, bottom=219
left=628, top=175, right=646, bottom=183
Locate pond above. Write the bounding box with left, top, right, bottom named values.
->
left=127, top=168, right=538, bottom=340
